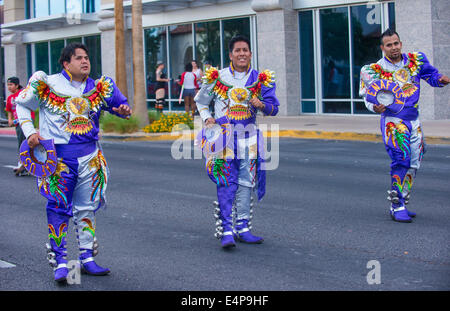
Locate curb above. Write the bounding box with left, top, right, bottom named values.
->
left=2, top=129, right=449, bottom=145
left=100, top=130, right=450, bottom=145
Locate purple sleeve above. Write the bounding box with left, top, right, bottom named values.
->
left=103, top=78, right=130, bottom=118
left=418, top=52, right=444, bottom=87
left=261, top=83, right=279, bottom=116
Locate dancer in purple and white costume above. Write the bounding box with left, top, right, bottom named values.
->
left=15, top=43, right=132, bottom=282
left=195, top=35, right=279, bottom=248
left=359, top=29, right=449, bottom=223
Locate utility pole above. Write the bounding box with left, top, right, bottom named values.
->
left=131, top=0, right=149, bottom=126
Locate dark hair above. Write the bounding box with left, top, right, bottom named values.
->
left=7, top=77, right=23, bottom=89
left=229, top=35, right=251, bottom=53
left=185, top=63, right=193, bottom=72
left=380, top=28, right=400, bottom=45
left=59, top=42, right=89, bottom=67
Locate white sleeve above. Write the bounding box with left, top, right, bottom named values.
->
left=16, top=104, right=37, bottom=139
left=15, top=71, right=48, bottom=111
left=194, top=83, right=215, bottom=121
left=359, top=65, right=376, bottom=113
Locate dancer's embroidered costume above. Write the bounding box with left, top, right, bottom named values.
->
left=195, top=65, right=279, bottom=248
left=16, top=70, right=129, bottom=281
left=360, top=52, right=445, bottom=222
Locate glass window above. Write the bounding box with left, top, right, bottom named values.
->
left=169, top=23, right=193, bottom=109
left=302, top=101, right=316, bottom=113
left=66, top=0, right=82, bottom=14
left=34, top=0, right=49, bottom=18
left=67, top=37, right=83, bottom=45
left=50, top=40, right=64, bottom=74
left=84, top=35, right=102, bottom=79
left=144, top=27, right=168, bottom=101
left=35, top=42, right=49, bottom=73
left=50, top=0, right=66, bottom=15
left=299, top=11, right=315, bottom=100
left=388, top=2, right=395, bottom=30
left=84, top=0, right=100, bottom=13
left=222, top=17, right=251, bottom=68
left=321, top=8, right=350, bottom=99
left=323, top=101, right=351, bottom=114
left=353, top=101, right=374, bottom=114
left=195, top=21, right=220, bottom=72
left=351, top=4, right=382, bottom=98
left=25, top=0, right=31, bottom=19
left=27, top=44, right=33, bottom=78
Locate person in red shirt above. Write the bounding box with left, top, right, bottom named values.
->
left=5, top=77, right=35, bottom=176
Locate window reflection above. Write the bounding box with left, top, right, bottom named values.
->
left=34, top=0, right=49, bottom=17
left=351, top=4, right=382, bottom=98
left=85, top=35, right=102, bottom=79
left=169, top=24, right=192, bottom=110
left=321, top=7, right=350, bottom=100
left=195, top=21, right=220, bottom=72
left=144, top=27, right=168, bottom=105
left=143, top=17, right=252, bottom=111
left=299, top=11, right=315, bottom=100
left=223, top=18, right=251, bottom=68
left=31, top=36, right=101, bottom=79
left=50, top=40, right=64, bottom=74
left=50, top=0, right=66, bottom=15
left=35, top=42, right=49, bottom=73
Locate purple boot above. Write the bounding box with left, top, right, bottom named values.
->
left=46, top=211, right=69, bottom=283
left=46, top=243, right=69, bottom=283
left=234, top=219, right=263, bottom=244
left=390, top=206, right=412, bottom=223
left=79, top=249, right=110, bottom=275
left=216, top=185, right=238, bottom=249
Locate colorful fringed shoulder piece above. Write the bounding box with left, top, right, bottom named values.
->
left=203, top=67, right=232, bottom=100
left=247, top=69, right=276, bottom=99
left=32, top=80, right=71, bottom=114
left=82, top=76, right=114, bottom=112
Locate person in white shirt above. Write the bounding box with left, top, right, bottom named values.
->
left=178, top=63, right=199, bottom=118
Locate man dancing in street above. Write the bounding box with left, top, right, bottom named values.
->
left=15, top=43, right=132, bottom=281
left=359, top=29, right=449, bottom=223
left=195, top=35, right=279, bottom=248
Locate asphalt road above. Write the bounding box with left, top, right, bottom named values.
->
left=0, top=135, right=449, bottom=292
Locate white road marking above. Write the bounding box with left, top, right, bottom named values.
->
left=0, top=260, right=16, bottom=268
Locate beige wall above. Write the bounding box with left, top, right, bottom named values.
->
left=3, top=0, right=24, bottom=23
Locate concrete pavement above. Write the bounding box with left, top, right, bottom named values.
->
left=1, top=114, right=449, bottom=144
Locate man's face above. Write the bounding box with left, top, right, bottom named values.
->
left=229, top=41, right=252, bottom=72
left=7, top=82, right=19, bottom=93
left=64, top=48, right=91, bottom=80
left=380, top=34, right=402, bottom=61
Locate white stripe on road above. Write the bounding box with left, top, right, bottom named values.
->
left=0, top=260, right=16, bottom=268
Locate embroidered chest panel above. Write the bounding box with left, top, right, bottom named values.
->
left=31, top=76, right=114, bottom=135
left=203, top=67, right=275, bottom=121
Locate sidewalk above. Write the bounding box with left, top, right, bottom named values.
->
left=1, top=115, right=449, bottom=144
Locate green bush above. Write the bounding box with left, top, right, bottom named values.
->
left=100, top=112, right=140, bottom=134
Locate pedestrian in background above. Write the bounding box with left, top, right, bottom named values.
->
left=178, top=62, right=199, bottom=118
left=5, top=76, right=35, bottom=176
left=155, top=62, right=169, bottom=113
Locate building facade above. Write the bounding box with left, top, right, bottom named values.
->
left=1, top=0, right=449, bottom=119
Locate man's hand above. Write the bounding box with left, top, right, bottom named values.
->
left=27, top=133, right=45, bottom=149
left=373, top=104, right=386, bottom=114
left=205, top=118, right=216, bottom=127
left=249, top=97, right=265, bottom=110
left=439, top=75, right=450, bottom=85
left=112, top=104, right=132, bottom=118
